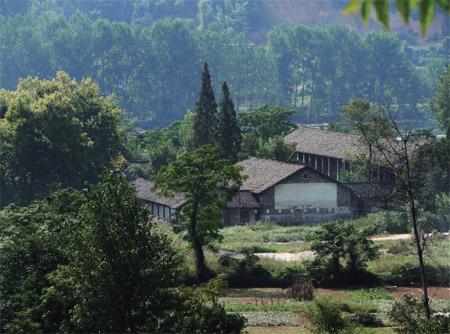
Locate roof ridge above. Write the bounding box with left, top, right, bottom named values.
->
left=296, top=126, right=361, bottom=138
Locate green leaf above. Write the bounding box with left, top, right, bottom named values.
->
left=374, top=0, right=390, bottom=29
left=344, top=0, right=363, bottom=15
left=420, top=0, right=436, bottom=35
left=437, top=0, right=450, bottom=12
left=395, top=0, right=411, bottom=22
left=361, top=0, right=372, bottom=23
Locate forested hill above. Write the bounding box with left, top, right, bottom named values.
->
left=1, top=0, right=448, bottom=45
left=0, top=0, right=449, bottom=129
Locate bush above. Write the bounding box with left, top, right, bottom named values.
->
left=347, top=310, right=383, bottom=327
left=306, top=297, right=355, bottom=334
left=382, top=262, right=450, bottom=286
left=389, top=294, right=450, bottom=334
left=217, top=250, right=275, bottom=288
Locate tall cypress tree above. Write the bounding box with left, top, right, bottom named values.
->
left=192, top=62, right=218, bottom=149
left=217, top=82, right=241, bottom=162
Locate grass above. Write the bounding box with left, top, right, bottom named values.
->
left=218, top=221, right=317, bottom=253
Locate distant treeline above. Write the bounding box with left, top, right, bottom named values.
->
left=0, top=10, right=448, bottom=128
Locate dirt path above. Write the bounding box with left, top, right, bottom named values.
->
left=255, top=251, right=315, bottom=261
left=371, top=232, right=450, bottom=242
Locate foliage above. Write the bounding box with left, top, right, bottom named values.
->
left=389, top=294, right=450, bottom=334
left=153, top=145, right=244, bottom=282
left=430, top=64, right=450, bottom=135
left=306, top=221, right=379, bottom=283
left=345, top=287, right=395, bottom=301
left=125, top=164, right=149, bottom=179
left=344, top=0, right=449, bottom=35
left=0, top=189, right=84, bottom=333
left=218, top=249, right=275, bottom=288
left=0, top=171, right=246, bottom=332
left=341, top=99, right=389, bottom=181
left=67, top=170, right=179, bottom=332
left=381, top=261, right=450, bottom=286
left=0, top=72, right=124, bottom=208
left=160, top=279, right=246, bottom=333
left=217, top=81, right=241, bottom=163
left=347, top=309, right=384, bottom=327
left=238, top=105, right=297, bottom=142
left=0, top=12, right=439, bottom=126
left=306, top=297, right=355, bottom=334
left=193, top=62, right=218, bottom=149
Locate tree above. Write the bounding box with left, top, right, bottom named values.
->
left=0, top=72, right=124, bottom=208
left=0, top=189, right=85, bottom=333
left=68, top=170, right=179, bottom=332
left=217, top=82, right=241, bottom=162
left=344, top=0, right=449, bottom=35
left=306, top=221, right=378, bottom=283
left=192, top=62, right=218, bottom=149
left=430, top=64, right=450, bottom=137
left=153, top=145, right=244, bottom=282
left=341, top=99, right=387, bottom=181
left=372, top=106, right=432, bottom=319
left=0, top=171, right=245, bottom=332
left=238, top=105, right=297, bottom=142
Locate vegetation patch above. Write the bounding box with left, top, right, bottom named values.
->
left=240, top=312, right=300, bottom=327
left=345, top=287, right=395, bottom=301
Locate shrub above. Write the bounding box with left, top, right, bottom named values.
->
left=217, top=249, right=275, bottom=288
left=306, top=297, right=355, bottom=334
left=383, top=262, right=450, bottom=286
left=347, top=310, right=383, bottom=327
left=389, top=294, right=450, bottom=334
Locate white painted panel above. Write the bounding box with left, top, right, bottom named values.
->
left=275, top=183, right=337, bottom=209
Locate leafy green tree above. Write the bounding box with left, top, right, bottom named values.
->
left=430, top=64, right=450, bottom=136
left=258, top=136, right=296, bottom=162
left=217, top=82, right=241, bottom=162
left=307, top=297, right=355, bottom=334
left=238, top=105, right=297, bottom=142
left=0, top=72, right=124, bottom=208
left=153, top=145, right=244, bottom=282
left=0, top=189, right=85, bottom=333
left=0, top=171, right=245, bottom=332
left=344, top=0, right=449, bottom=35
left=341, top=99, right=387, bottom=181
left=192, top=62, right=218, bottom=149
left=306, top=222, right=378, bottom=282
left=68, top=170, right=178, bottom=332
left=389, top=294, right=450, bottom=334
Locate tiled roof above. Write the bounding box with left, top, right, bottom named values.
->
left=132, top=177, right=187, bottom=209
left=237, top=157, right=306, bottom=193
left=284, top=126, right=366, bottom=159
left=344, top=182, right=396, bottom=199
left=227, top=191, right=261, bottom=208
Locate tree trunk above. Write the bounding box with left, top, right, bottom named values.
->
left=410, top=195, right=431, bottom=319
left=190, top=198, right=208, bottom=282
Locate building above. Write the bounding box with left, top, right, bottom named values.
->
left=132, top=157, right=357, bottom=224
left=284, top=126, right=395, bottom=182
left=236, top=157, right=355, bottom=223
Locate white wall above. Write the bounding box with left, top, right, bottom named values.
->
left=274, top=183, right=337, bottom=209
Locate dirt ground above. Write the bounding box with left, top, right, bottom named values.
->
left=386, top=286, right=450, bottom=300
left=255, top=251, right=315, bottom=261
